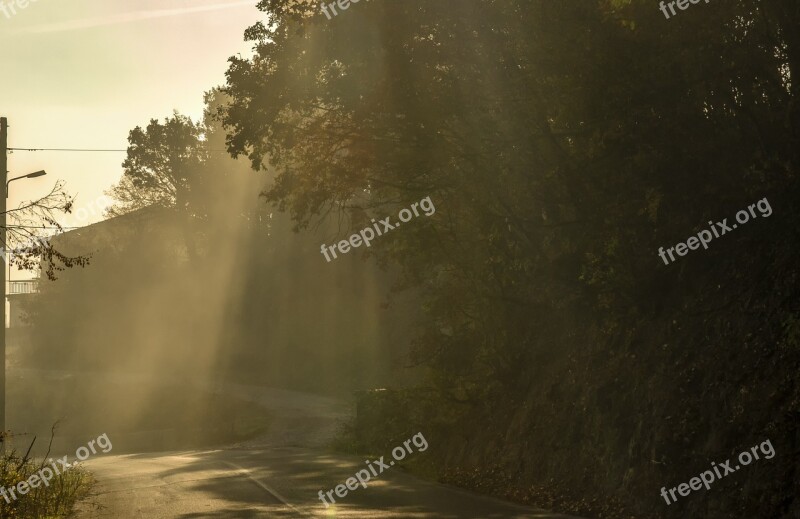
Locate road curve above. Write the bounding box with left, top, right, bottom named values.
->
left=72, top=383, right=582, bottom=518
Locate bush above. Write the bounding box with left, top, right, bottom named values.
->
left=0, top=432, right=94, bottom=519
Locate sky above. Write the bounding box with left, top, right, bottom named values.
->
left=0, top=0, right=261, bottom=232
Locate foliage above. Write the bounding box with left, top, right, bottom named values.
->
left=222, top=0, right=800, bottom=516
left=0, top=430, right=94, bottom=519
left=4, top=180, right=90, bottom=280
left=107, top=113, right=206, bottom=216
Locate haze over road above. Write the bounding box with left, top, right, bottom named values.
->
left=72, top=384, right=580, bottom=518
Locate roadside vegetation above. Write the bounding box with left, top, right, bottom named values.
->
left=230, top=1, right=800, bottom=517
left=0, top=431, right=94, bottom=519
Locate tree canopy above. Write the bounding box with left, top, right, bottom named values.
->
left=220, top=0, right=800, bottom=516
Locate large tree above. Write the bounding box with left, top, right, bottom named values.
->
left=222, top=1, right=800, bottom=516
left=105, top=90, right=266, bottom=260
left=106, top=112, right=205, bottom=216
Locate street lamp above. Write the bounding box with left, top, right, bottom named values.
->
left=0, top=116, right=48, bottom=441
left=6, top=170, right=46, bottom=196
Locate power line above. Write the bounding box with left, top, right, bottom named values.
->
left=6, top=225, right=82, bottom=230
left=8, top=147, right=233, bottom=153
left=8, top=147, right=127, bottom=152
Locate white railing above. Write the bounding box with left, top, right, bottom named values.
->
left=8, top=280, right=38, bottom=294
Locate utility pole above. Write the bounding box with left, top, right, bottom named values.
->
left=0, top=117, right=7, bottom=440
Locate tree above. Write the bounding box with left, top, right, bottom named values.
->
left=106, top=112, right=205, bottom=217
left=222, top=1, right=800, bottom=516
left=3, top=181, right=89, bottom=280
left=105, top=90, right=268, bottom=260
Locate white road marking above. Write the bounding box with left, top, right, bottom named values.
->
left=220, top=461, right=317, bottom=518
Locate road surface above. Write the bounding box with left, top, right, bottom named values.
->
left=73, top=383, right=581, bottom=518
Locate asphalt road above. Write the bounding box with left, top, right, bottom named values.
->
left=72, top=383, right=581, bottom=519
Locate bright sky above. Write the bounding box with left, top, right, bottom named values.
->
left=0, top=0, right=260, bottom=229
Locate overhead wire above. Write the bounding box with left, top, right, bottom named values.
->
left=8, top=148, right=127, bottom=152
left=8, top=147, right=233, bottom=153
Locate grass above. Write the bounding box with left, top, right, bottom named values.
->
left=0, top=431, right=94, bottom=519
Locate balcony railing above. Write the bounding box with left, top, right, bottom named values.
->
left=8, top=280, right=38, bottom=295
